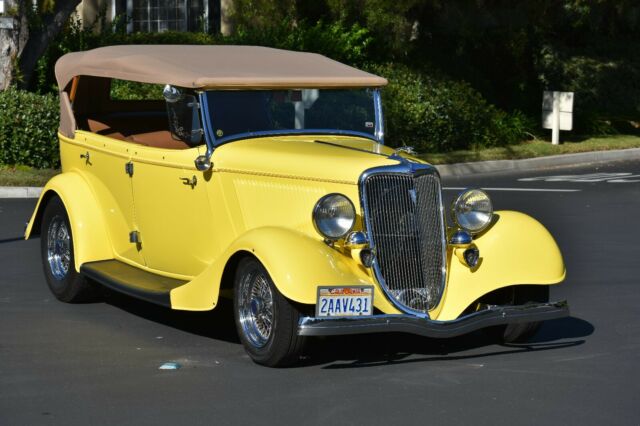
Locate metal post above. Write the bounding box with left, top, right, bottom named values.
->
left=373, top=89, right=384, bottom=146
left=552, top=92, right=560, bottom=145
left=126, top=0, right=133, bottom=33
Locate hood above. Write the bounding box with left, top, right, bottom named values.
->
left=212, top=135, right=412, bottom=184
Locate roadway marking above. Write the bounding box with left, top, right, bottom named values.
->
left=519, top=173, right=640, bottom=183
left=443, top=187, right=581, bottom=192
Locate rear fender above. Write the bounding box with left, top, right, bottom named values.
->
left=25, top=172, right=113, bottom=271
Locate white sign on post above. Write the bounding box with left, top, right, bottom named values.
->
left=542, top=91, right=574, bottom=145
left=0, top=1, right=4, bottom=14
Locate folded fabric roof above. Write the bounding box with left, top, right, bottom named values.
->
left=55, top=45, right=388, bottom=90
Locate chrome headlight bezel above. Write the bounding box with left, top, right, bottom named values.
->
left=452, top=189, right=493, bottom=234
left=312, top=193, right=356, bottom=241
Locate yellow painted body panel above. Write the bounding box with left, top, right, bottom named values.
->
left=28, top=130, right=564, bottom=319
left=25, top=172, right=113, bottom=271
left=60, top=131, right=145, bottom=265
left=169, top=136, right=400, bottom=313
left=129, top=145, right=215, bottom=277
left=170, top=226, right=399, bottom=314
left=433, top=211, right=566, bottom=320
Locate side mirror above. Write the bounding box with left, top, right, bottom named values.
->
left=194, top=154, right=212, bottom=171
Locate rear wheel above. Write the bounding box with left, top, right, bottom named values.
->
left=40, top=196, right=98, bottom=303
left=233, top=257, right=305, bottom=367
left=488, top=285, right=549, bottom=343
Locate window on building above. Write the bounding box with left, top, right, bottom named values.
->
left=130, top=0, right=206, bottom=33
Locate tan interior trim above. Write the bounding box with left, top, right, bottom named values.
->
left=69, top=76, right=79, bottom=102
left=59, top=92, right=76, bottom=139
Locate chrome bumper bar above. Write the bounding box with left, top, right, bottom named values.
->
left=298, top=300, right=569, bottom=338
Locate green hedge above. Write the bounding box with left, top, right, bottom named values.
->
left=10, top=17, right=535, bottom=169
left=1, top=65, right=531, bottom=169
left=0, top=88, right=59, bottom=168
left=370, top=63, right=531, bottom=152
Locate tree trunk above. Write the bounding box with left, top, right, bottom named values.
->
left=18, top=0, right=81, bottom=89
left=0, top=0, right=24, bottom=90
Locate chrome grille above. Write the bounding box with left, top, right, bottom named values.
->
left=362, top=171, right=445, bottom=312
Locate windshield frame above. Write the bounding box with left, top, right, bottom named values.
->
left=199, top=88, right=385, bottom=154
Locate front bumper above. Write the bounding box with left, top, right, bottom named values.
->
left=298, top=300, right=569, bottom=338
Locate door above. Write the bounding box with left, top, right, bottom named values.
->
left=130, top=147, right=215, bottom=278
left=76, top=132, right=146, bottom=266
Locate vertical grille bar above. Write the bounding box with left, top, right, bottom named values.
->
left=362, top=171, right=445, bottom=312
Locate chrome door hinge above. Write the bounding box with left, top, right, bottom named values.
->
left=125, top=161, right=134, bottom=177
left=129, top=231, right=141, bottom=244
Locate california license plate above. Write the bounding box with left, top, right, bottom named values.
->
left=316, top=286, right=374, bottom=317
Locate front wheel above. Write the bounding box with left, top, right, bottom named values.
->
left=40, top=196, right=98, bottom=303
left=233, top=257, right=305, bottom=367
left=488, top=285, right=550, bottom=343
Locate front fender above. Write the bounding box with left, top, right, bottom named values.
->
left=25, top=172, right=113, bottom=272
left=169, top=227, right=398, bottom=312
left=434, top=210, right=566, bottom=321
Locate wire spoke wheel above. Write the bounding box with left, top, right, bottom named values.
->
left=234, top=257, right=306, bottom=366
left=238, top=269, right=275, bottom=348
left=46, top=215, right=71, bottom=281
left=40, top=196, right=98, bottom=303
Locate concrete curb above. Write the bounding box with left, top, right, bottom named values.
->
left=0, top=187, right=43, bottom=199
left=2, top=148, right=640, bottom=198
left=435, top=147, right=640, bottom=177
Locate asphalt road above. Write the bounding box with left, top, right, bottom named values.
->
left=1, top=159, right=639, bottom=425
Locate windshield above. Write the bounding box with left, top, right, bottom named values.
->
left=203, top=89, right=378, bottom=145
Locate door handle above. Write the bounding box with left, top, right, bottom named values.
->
left=180, top=175, right=197, bottom=188
left=80, top=151, right=91, bottom=165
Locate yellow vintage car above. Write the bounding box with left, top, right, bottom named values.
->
left=26, top=45, right=568, bottom=366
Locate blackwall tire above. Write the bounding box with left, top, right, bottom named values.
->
left=40, top=196, right=98, bottom=303
left=233, top=257, right=305, bottom=367
left=487, top=286, right=549, bottom=343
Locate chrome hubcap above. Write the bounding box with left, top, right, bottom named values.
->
left=47, top=216, right=71, bottom=280
left=238, top=270, right=274, bottom=348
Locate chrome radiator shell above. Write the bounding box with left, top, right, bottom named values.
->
left=359, top=162, right=447, bottom=316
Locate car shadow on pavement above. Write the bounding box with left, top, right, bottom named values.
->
left=100, top=287, right=241, bottom=344
left=309, top=316, right=594, bottom=369
left=97, top=287, right=593, bottom=368
left=0, top=237, right=25, bottom=244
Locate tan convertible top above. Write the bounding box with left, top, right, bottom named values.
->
left=55, top=45, right=388, bottom=90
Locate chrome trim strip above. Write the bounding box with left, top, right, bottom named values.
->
left=199, top=91, right=216, bottom=159
left=373, top=88, right=384, bottom=144
left=199, top=89, right=384, bottom=148
left=213, top=129, right=379, bottom=146
left=298, top=300, right=570, bottom=338
left=358, top=161, right=448, bottom=318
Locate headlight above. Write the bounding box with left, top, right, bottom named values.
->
left=452, top=189, right=493, bottom=234
left=313, top=194, right=356, bottom=240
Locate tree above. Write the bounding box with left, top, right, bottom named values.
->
left=0, top=0, right=81, bottom=90
left=0, top=0, right=25, bottom=90
left=20, top=0, right=82, bottom=89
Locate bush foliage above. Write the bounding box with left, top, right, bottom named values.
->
left=8, top=0, right=637, bottom=168
left=0, top=88, right=59, bottom=168
left=370, top=64, right=530, bottom=152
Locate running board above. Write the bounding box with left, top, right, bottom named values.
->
left=80, top=260, right=187, bottom=307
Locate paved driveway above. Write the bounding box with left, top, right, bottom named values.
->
left=1, top=159, right=639, bottom=425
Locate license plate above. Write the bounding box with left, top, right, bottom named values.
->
left=316, top=286, right=374, bottom=318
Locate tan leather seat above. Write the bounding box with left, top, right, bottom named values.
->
left=80, top=116, right=191, bottom=150
left=127, top=131, right=189, bottom=149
